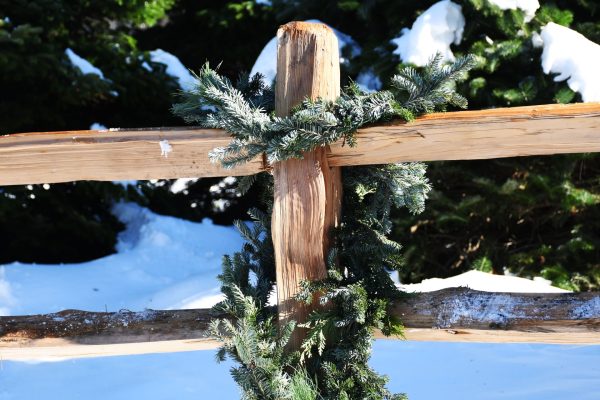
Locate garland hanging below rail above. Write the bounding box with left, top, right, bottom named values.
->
left=172, top=53, right=476, bottom=400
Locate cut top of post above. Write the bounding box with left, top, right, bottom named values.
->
left=275, top=21, right=340, bottom=116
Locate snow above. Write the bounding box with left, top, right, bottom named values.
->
left=531, top=31, right=543, bottom=48
left=65, top=48, right=105, bottom=79
left=399, top=270, right=568, bottom=293
left=149, top=49, right=197, bottom=91
left=391, top=0, right=465, bottom=66
left=356, top=69, right=383, bottom=92
left=0, top=203, right=240, bottom=316
left=89, top=123, right=107, bottom=130
left=159, top=139, right=172, bottom=158
left=539, top=22, right=600, bottom=102
left=170, top=178, right=199, bottom=194
left=488, top=0, right=540, bottom=22
left=0, top=205, right=598, bottom=399
left=250, top=19, right=361, bottom=83
left=0, top=342, right=597, bottom=399
left=249, top=36, right=277, bottom=82
left=571, top=296, right=600, bottom=319
left=372, top=341, right=600, bottom=400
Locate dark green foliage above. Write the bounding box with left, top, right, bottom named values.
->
left=0, top=183, right=125, bottom=264
left=394, top=155, right=600, bottom=291
left=179, top=56, right=472, bottom=399
left=0, top=0, right=179, bottom=134
left=136, top=1, right=276, bottom=81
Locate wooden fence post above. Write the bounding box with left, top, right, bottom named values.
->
left=271, top=21, right=342, bottom=349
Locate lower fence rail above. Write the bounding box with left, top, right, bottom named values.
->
left=1, top=288, right=598, bottom=361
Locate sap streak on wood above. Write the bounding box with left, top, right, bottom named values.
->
left=271, top=21, right=342, bottom=350
left=1, top=290, right=598, bottom=360
left=0, top=127, right=263, bottom=186
left=328, top=103, right=600, bottom=166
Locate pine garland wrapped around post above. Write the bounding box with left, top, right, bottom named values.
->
left=173, top=21, right=475, bottom=399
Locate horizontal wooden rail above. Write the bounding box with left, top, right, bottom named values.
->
left=329, top=103, right=600, bottom=166
left=1, top=103, right=600, bottom=186
left=0, top=127, right=264, bottom=185
left=1, top=288, right=598, bottom=361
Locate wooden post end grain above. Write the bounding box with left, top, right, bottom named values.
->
left=272, top=21, right=342, bottom=350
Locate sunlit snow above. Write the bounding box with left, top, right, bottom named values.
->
left=540, top=22, right=600, bottom=102
left=488, top=0, right=540, bottom=22
left=90, top=122, right=107, bottom=130
left=391, top=0, right=465, bottom=66
left=0, top=203, right=241, bottom=316
left=356, top=69, right=382, bottom=92
left=159, top=139, right=173, bottom=158
left=65, top=48, right=105, bottom=79
left=149, top=49, right=197, bottom=91
left=399, top=270, right=568, bottom=293
left=250, top=19, right=361, bottom=83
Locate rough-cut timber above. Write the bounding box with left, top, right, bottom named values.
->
left=329, top=103, right=600, bottom=166
left=389, top=288, right=600, bottom=343
left=2, top=289, right=598, bottom=360
left=2, top=103, right=600, bottom=186
left=271, top=21, right=342, bottom=349
left=0, top=127, right=263, bottom=185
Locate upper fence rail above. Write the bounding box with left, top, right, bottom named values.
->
left=1, top=103, right=599, bottom=186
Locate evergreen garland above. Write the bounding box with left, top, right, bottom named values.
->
left=173, top=53, right=475, bottom=399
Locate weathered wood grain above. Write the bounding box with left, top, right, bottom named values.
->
left=1, top=103, right=599, bottom=186
left=271, top=21, right=343, bottom=349
left=1, top=289, right=597, bottom=360
left=0, top=127, right=263, bottom=185
left=329, top=103, right=600, bottom=166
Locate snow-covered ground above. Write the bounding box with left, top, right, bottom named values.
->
left=0, top=203, right=238, bottom=316
left=0, top=204, right=598, bottom=399
left=399, top=269, right=567, bottom=293
left=1, top=342, right=598, bottom=400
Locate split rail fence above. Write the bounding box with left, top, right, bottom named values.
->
left=1, top=22, right=599, bottom=361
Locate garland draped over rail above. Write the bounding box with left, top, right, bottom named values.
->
left=173, top=53, right=475, bottom=400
